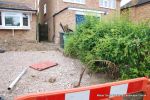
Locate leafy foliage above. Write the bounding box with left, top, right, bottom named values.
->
left=64, top=16, right=150, bottom=79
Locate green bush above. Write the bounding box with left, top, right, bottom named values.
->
left=64, top=16, right=150, bottom=79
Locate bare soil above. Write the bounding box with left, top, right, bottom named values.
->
left=0, top=41, right=142, bottom=100
left=0, top=40, right=58, bottom=51
left=0, top=51, right=112, bottom=100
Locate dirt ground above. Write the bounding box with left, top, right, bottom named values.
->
left=0, top=40, right=144, bottom=100
left=0, top=51, right=112, bottom=100
left=0, top=40, right=59, bottom=51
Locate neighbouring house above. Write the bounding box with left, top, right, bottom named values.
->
left=121, top=0, right=150, bottom=22
left=39, top=0, right=121, bottom=44
left=0, top=0, right=38, bottom=43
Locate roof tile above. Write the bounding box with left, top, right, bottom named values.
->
left=121, top=0, right=150, bottom=9
left=0, top=1, right=36, bottom=11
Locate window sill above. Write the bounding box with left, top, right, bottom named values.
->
left=0, top=26, right=31, bottom=30
left=63, top=1, right=85, bottom=5
left=99, top=6, right=116, bottom=10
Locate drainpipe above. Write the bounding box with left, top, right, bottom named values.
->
left=36, top=12, right=39, bottom=42
left=52, top=7, right=68, bottom=42
left=41, top=7, right=68, bottom=42
left=52, top=15, right=55, bottom=42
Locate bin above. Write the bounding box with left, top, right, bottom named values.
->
left=59, top=32, right=65, bottom=48
left=59, top=32, right=69, bottom=48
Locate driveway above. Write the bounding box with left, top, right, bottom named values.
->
left=0, top=51, right=109, bottom=100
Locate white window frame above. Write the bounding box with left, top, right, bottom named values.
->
left=76, top=11, right=101, bottom=17
left=2, top=12, right=22, bottom=28
left=0, top=12, right=2, bottom=26
left=44, top=4, right=47, bottom=14
left=22, top=13, right=30, bottom=29
left=0, top=11, right=31, bottom=30
left=75, top=11, right=101, bottom=25
left=99, top=0, right=116, bottom=9
left=63, top=0, right=85, bottom=4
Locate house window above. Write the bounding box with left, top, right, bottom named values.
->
left=0, top=12, right=30, bottom=29
left=5, top=12, right=20, bottom=26
left=76, top=14, right=85, bottom=25
left=23, top=14, right=29, bottom=26
left=99, top=0, right=116, bottom=9
left=44, top=4, right=47, bottom=14
left=63, top=0, right=85, bottom=4
left=0, top=12, right=2, bottom=25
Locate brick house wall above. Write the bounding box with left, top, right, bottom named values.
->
left=0, top=15, right=37, bottom=43
left=130, top=3, right=150, bottom=22
left=39, top=0, right=121, bottom=44
left=0, top=0, right=38, bottom=43
left=54, top=10, right=76, bottom=43
left=121, top=1, right=150, bottom=22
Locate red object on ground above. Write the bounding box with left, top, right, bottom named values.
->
left=15, top=77, right=150, bottom=100
left=30, top=61, right=58, bottom=71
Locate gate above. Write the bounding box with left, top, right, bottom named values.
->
left=39, top=24, right=48, bottom=41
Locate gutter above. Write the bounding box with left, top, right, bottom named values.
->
left=53, top=7, right=68, bottom=17
left=0, top=7, right=37, bottom=12
left=53, top=7, right=105, bottom=17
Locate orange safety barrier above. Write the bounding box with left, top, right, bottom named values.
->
left=15, top=77, right=150, bottom=100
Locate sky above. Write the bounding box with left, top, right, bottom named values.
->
left=121, top=0, right=131, bottom=6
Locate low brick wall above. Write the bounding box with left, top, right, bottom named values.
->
left=0, top=15, right=37, bottom=43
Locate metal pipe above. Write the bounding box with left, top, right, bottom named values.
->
left=8, top=68, right=28, bottom=90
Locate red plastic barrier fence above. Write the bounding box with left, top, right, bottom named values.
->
left=15, top=77, right=150, bottom=100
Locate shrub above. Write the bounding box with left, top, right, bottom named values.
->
left=64, top=16, right=150, bottom=79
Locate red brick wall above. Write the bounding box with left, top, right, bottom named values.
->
left=0, top=0, right=38, bottom=42
left=130, top=3, right=150, bottom=22
left=56, top=0, right=120, bottom=13
left=54, top=10, right=76, bottom=44
left=40, top=0, right=121, bottom=21
left=0, top=15, right=37, bottom=43
left=39, top=0, right=121, bottom=43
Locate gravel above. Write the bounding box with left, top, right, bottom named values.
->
left=0, top=51, right=106, bottom=100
